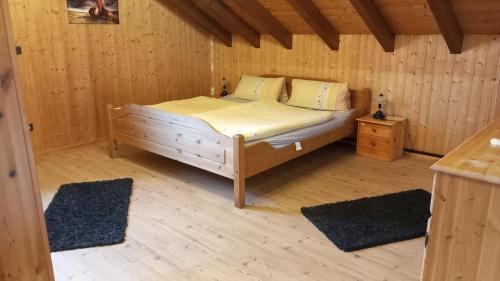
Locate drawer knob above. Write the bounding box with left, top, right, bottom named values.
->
left=372, top=128, right=377, bottom=133
left=0, top=69, right=13, bottom=89
left=9, top=170, right=17, bottom=178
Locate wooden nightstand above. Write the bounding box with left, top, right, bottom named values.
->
left=356, top=115, right=406, bottom=161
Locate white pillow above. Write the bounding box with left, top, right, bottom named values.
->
left=287, top=79, right=351, bottom=111
left=232, top=75, right=285, bottom=102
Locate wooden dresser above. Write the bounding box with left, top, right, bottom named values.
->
left=421, top=119, right=499, bottom=281
left=356, top=115, right=406, bottom=161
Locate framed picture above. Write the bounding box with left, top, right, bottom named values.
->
left=67, top=0, right=119, bottom=24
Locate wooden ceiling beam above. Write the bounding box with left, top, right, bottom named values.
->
left=194, top=0, right=260, bottom=48
left=286, top=0, right=339, bottom=50
left=426, top=0, right=463, bottom=54
left=348, top=0, right=395, bottom=52
left=231, top=0, right=293, bottom=49
left=158, top=0, right=232, bottom=47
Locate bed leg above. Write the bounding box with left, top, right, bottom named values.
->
left=109, top=139, right=119, bottom=158
left=234, top=177, right=246, bottom=209
left=107, top=104, right=119, bottom=158
left=233, top=135, right=246, bottom=208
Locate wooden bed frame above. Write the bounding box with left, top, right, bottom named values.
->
left=107, top=76, right=372, bottom=208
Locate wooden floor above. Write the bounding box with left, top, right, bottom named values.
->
left=36, top=141, right=437, bottom=281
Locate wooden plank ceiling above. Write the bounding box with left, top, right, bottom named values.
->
left=165, top=0, right=500, bottom=53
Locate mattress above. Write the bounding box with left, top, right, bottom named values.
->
left=226, top=95, right=353, bottom=147
left=150, top=95, right=351, bottom=145
left=192, top=101, right=335, bottom=141
left=248, top=110, right=354, bottom=148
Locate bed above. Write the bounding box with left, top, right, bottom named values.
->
left=107, top=76, right=372, bottom=208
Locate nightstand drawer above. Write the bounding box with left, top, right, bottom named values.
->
left=357, top=146, right=391, bottom=161
left=359, top=121, right=392, bottom=138
left=358, top=134, right=391, bottom=152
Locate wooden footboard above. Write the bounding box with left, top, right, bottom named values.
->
left=107, top=104, right=237, bottom=178
left=108, top=104, right=248, bottom=208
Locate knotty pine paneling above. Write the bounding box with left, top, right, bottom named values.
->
left=374, top=0, right=439, bottom=34
left=496, top=96, right=500, bottom=119
left=8, top=0, right=211, bottom=153
left=213, top=34, right=500, bottom=155
left=453, top=0, right=500, bottom=34
left=223, top=0, right=500, bottom=35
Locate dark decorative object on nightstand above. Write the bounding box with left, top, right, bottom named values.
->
left=372, top=93, right=388, bottom=120
left=220, top=77, right=230, bottom=97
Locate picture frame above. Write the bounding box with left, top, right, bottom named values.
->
left=67, top=0, right=119, bottom=24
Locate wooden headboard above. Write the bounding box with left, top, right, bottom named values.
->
left=262, top=75, right=372, bottom=115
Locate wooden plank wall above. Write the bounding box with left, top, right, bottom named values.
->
left=213, top=34, right=500, bottom=155
left=496, top=89, right=500, bottom=119
left=8, top=0, right=211, bottom=154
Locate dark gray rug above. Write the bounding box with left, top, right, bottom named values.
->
left=44, top=178, right=133, bottom=252
left=301, top=189, right=431, bottom=252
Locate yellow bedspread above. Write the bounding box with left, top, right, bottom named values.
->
left=150, top=97, right=335, bottom=141
left=149, top=96, right=237, bottom=115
